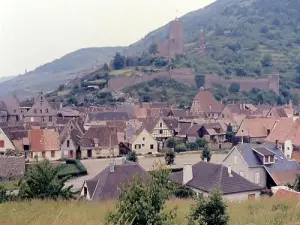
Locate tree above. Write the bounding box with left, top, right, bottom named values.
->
left=165, top=149, right=175, bottom=165
left=195, top=75, right=206, bottom=88
left=229, top=82, right=240, bottom=93
left=293, top=174, right=300, bottom=192
left=126, top=151, right=138, bottom=163
left=106, top=164, right=176, bottom=225
left=175, top=143, right=188, bottom=153
left=225, top=123, right=234, bottom=143
left=167, top=138, right=177, bottom=148
left=18, top=160, right=76, bottom=200
left=58, top=84, right=65, bottom=91
left=113, top=52, right=126, bottom=70
left=196, top=138, right=207, bottom=148
left=188, top=188, right=229, bottom=225
left=102, top=63, right=110, bottom=71
left=261, top=54, right=273, bottom=67
left=0, top=186, right=9, bottom=204
left=148, top=43, right=159, bottom=55
left=201, top=146, right=212, bottom=162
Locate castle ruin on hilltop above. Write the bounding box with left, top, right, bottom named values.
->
left=155, top=18, right=184, bottom=58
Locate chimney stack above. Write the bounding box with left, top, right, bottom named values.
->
left=183, top=164, right=193, bottom=184
left=275, top=140, right=279, bottom=149
left=204, top=158, right=207, bottom=162
left=109, top=162, right=115, bottom=172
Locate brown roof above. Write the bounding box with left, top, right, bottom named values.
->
left=85, top=161, right=149, bottom=201
left=192, top=90, right=224, bottom=113
left=80, top=126, right=118, bottom=148
left=236, top=117, right=277, bottom=138
left=265, top=118, right=300, bottom=146
left=132, top=107, right=147, bottom=119
left=292, top=150, right=300, bottom=163
left=271, top=170, right=300, bottom=186
left=28, top=129, right=60, bottom=152
left=141, top=117, right=160, bottom=133
left=226, top=104, right=255, bottom=116
left=106, top=121, right=126, bottom=133
left=202, top=122, right=226, bottom=135
left=273, top=189, right=300, bottom=199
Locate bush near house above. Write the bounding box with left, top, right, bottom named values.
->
left=58, top=159, right=87, bottom=179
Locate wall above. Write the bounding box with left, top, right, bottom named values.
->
left=223, top=147, right=267, bottom=187
left=131, top=129, right=158, bottom=154
left=81, top=147, right=118, bottom=159
left=0, top=128, right=16, bottom=154
left=29, top=150, right=61, bottom=161
left=61, top=134, right=77, bottom=159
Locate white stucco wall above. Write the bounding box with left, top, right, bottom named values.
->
left=131, top=129, right=158, bottom=154
left=29, top=150, right=61, bottom=161
left=0, top=128, right=16, bottom=153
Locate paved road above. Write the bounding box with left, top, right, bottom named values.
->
left=67, top=153, right=227, bottom=190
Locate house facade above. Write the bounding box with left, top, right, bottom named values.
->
left=0, top=127, right=16, bottom=154
left=129, top=128, right=158, bottom=154
left=61, top=129, right=81, bottom=159
left=23, top=92, right=57, bottom=123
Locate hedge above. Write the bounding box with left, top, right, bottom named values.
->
left=58, top=159, right=87, bottom=178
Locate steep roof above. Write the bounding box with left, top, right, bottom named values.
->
left=28, top=129, right=60, bottom=152
left=80, top=126, right=118, bottom=148
left=192, top=90, right=224, bottom=113
left=234, top=143, right=300, bottom=185
left=170, top=161, right=261, bottom=194
left=3, top=96, right=21, bottom=115
left=235, top=117, right=277, bottom=138
left=85, top=161, right=149, bottom=201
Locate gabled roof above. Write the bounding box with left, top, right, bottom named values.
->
left=252, top=147, right=275, bottom=157
left=234, top=143, right=300, bottom=185
left=87, top=112, right=130, bottom=122
left=201, top=122, right=226, bottom=135
left=80, top=126, right=118, bottom=148
left=28, top=129, right=60, bottom=152
left=3, top=96, right=21, bottom=115
left=169, top=161, right=261, bottom=195
left=192, top=90, right=224, bottom=113
left=85, top=161, right=149, bottom=201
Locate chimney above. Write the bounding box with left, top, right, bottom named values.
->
left=183, top=164, right=193, bottom=184
left=204, top=157, right=207, bottom=162
left=228, top=165, right=233, bottom=177
left=109, top=162, right=115, bottom=172
left=275, top=140, right=279, bottom=149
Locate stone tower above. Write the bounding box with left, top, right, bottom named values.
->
left=168, top=19, right=184, bottom=57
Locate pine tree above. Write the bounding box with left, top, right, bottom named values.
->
left=165, top=149, right=176, bottom=165
left=19, top=160, right=76, bottom=200
left=201, top=146, right=212, bottom=162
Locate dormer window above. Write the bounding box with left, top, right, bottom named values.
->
left=253, top=147, right=275, bottom=165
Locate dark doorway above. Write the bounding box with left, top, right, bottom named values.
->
left=87, top=149, right=92, bottom=158
left=70, top=151, right=74, bottom=159
left=76, top=148, right=82, bottom=160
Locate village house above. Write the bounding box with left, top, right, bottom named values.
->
left=198, top=122, right=226, bottom=143
left=190, top=88, right=224, bottom=119
left=266, top=105, right=294, bottom=118
left=27, top=129, right=61, bottom=161
left=81, top=160, right=149, bottom=201
left=0, top=127, right=17, bottom=155
left=222, top=143, right=300, bottom=188
left=84, top=112, right=130, bottom=130
left=127, top=128, right=158, bottom=155
left=170, top=161, right=261, bottom=201
left=23, top=92, right=57, bottom=123
left=61, top=128, right=82, bottom=159
left=79, top=126, right=118, bottom=159
left=235, top=117, right=277, bottom=143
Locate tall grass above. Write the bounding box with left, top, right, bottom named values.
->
left=0, top=198, right=299, bottom=225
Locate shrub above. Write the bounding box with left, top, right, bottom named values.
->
left=167, top=138, right=177, bottom=148
left=201, top=146, right=212, bottom=162
left=175, top=143, right=188, bottom=153
left=196, top=138, right=207, bottom=148
left=165, top=149, right=176, bottom=165
left=58, top=159, right=87, bottom=178
left=126, top=151, right=138, bottom=163
left=174, top=184, right=195, bottom=199
left=229, top=82, right=240, bottom=93
left=187, top=142, right=198, bottom=151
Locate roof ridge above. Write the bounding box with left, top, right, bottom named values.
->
left=91, top=167, right=110, bottom=200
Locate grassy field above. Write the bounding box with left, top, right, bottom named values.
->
left=1, top=198, right=300, bottom=225
left=0, top=180, right=19, bottom=190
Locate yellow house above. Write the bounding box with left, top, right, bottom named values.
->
left=129, top=128, right=158, bottom=154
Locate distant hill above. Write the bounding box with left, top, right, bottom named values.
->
left=0, top=76, right=14, bottom=83
left=0, top=47, right=123, bottom=100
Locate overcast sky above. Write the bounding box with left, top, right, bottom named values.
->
left=0, top=0, right=214, bottom=77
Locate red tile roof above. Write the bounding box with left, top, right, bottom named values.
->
left=28, top=129, right=60, bottom=152
left=273, top=189, right=300, bottom=199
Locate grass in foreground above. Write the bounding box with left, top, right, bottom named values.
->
left=0, top=198, right=300, bottom=225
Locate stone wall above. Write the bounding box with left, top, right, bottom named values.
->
left=0, top=156, right=25, bottom=181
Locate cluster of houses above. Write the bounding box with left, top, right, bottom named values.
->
left=1, top=89, right=300, bottom=201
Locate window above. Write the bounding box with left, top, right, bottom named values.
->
left=239, top=171, right=244, bottom=177
left=255, top=172, right=260, bottom=184
left=84, top=187, right=87, bottom=196
left=51, top=151, right=55, bottom=158
left=24, top=145, right=30, bottom=151
left=42, top=151, right=46, bottom=158
left=31, top=152, right=33, bottom=159
left=159, top=130, right=163, bottom=134
left=0, top=140, right=4, bottom=148
left=135, top=144, right=141, bottom=149
left=14, top=109, right=16, bottom=113
left=150, top=144, right=154, bottom=149
left=143, top=137, right=145, bottom=141
left=40, top=109, right=43, bottom=113
left=234, top=156, right=238, bottom=165
left=159, top=123, right=163, bottom=128
left=142, top=144, right=145, bottom=147
left=46, top=109, right=49, bottom=113
left=34, top=109, right=37, bottom=114
left=42, top=116, right=45, bottom=122
left=49, top=116, right=52, bottom=122
left=67, top=140, right=70, bottom=148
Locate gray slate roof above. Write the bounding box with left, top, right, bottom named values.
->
left=235, top=144, right=300, bottom=173
left=85, top=161, right=149, bottom=201
left=88, top=112, right=130, bottom=122
left=170, top=161, right=261, bottom=194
